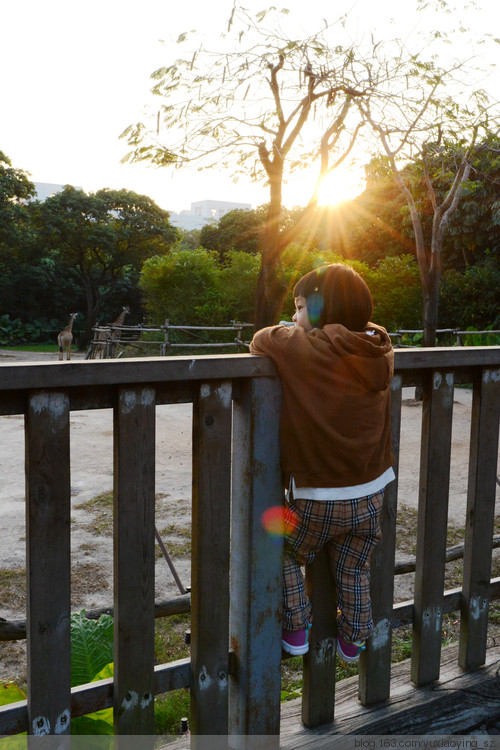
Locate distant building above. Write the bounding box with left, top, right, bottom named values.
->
left=168, top=199, right=252, bottom=231
left=33, top=182, right=82, bottom=201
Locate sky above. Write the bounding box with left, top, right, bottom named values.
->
left=1, top=0, right=499, bottom=214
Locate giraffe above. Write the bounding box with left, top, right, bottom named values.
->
left=95, top=306, right=130, bottom=358
left=57, top=313, right=78, bottom=361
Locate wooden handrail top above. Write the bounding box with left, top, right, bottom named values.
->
left=0, top=346, right=498, bottom=389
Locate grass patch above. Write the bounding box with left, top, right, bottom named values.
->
left=155, top=689, right=191, bottom=736
left=153, top=614, right=192, bottom=735
left=75, top=492, right=188, bottom=539
left=160, top=524, right=191, bottom=539
left=157, top=541, right=191, bottom=558
left=154, top=613, right=191, bottom=665
left=76, top=491, right=113, bottom=536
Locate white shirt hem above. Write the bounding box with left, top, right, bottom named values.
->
left=291, top=467, right=395, bottom=501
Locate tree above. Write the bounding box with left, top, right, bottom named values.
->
left=0, top=151, right=36, bottom=260
left=200, top=208, right=263, bottom=258
left=123, top=2, right=499, bottom=331
left=37, top=186, right=179, bottom=343
left=123, top=5, right=376, bottom=327
left=444, top=134, right=500, bottom=271
left=353, top=54, right=498, bottom=344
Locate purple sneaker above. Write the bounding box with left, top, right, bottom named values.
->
left=336, top=634, right=365, bottom=663
left=281, top=626, right=310, bottom=655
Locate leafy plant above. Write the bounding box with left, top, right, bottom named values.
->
left=70, top=611, right=114, bottom=688
left=462, top=324, right=500, bottom=347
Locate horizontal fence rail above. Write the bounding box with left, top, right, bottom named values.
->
left=86, top=320, right=254, bottom=358
left=0, top=347, right=499, bottom=744
left=85, top=322, right=500, bottom=359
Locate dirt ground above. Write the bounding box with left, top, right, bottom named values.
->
left=0, top=347, right=499, bottom=683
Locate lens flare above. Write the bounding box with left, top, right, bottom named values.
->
left=261, top=506, right=298, bottom=539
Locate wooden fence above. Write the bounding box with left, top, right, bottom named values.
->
left=86, top=320, right=254, bottom=358
left=86, top=322, right=500, bottom=359
left=0, top=346, right=499, bottom=744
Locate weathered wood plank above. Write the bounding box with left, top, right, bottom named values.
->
left=25, top=391, right=71, bottom=736
left=113, top=387, right=156, bottom=735
left=281, top=643, right=500, bottom=745
left=190, top=380, right=232, bottom=740
left=459, top=367, right=500, bottom=669
left=0, top=348, right=498, bottom=395
left=302, top=548, right=337, bottom=727
left=0, top=354, right=278, bottom=392
left=358, top=372, right=402, bottom=705
left=0, top=660, right=191, bottom=736
left=229, top=376, right=283, bottom=745
left=411, top=370, right=454, bottom=686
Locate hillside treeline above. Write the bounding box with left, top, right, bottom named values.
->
left=1, top=150, right=498, bottom=348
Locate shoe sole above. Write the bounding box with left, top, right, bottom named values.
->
left=281, top=640, right=309, bottom=656
left=336, top=644, right=361, bottom=663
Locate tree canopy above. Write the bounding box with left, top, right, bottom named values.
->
left=36, top=186, right=179, bottom=342
left=122, top=2, right=499, bottom=332
left=0, top=151, right=36, bottom=258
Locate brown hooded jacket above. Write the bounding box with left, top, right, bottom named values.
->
left=250, top=322, right=394, bottom=488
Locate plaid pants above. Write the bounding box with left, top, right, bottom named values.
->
left=283, top=489, right=384, bottom=642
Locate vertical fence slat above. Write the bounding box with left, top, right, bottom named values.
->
left=113, top=387, right=156, bottom=736
left=411, top=370, right=454, bottom=686
left=25, top=391, right=71, bottom=736
left=229, top=376, right=282, bottom=747
left=459, top=368, right=500, bottom=670
left=302, top=548, right=337, bottom=727
left=190, top=380, right=232, bottom=741
left=359, top=373, right=403, bottom=704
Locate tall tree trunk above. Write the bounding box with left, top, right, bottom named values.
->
left=253, top=163, right=287, bottom=330
left=422, top=278, right=440, bottom=347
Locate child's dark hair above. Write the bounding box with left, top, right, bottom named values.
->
left=293, top=264, right=373, bottom=330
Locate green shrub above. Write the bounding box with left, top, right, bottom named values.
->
left=440, top=260, right=500, bottom=330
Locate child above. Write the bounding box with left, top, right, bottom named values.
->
left=250, top=264, right=394, bottom=662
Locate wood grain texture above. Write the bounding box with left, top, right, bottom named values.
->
left=459, top=368, right=500, bottom=669
left=411, top=370, right=454, bottom=686
left=191, top=380, right=232, bottom=738
left=113, top=387, right=156, bottom=735
left=25, top=391, right=71, bottom=736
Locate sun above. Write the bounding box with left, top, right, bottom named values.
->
left=316, top=165, right=366, bottom=207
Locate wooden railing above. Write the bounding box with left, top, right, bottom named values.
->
left=0, top=347, right=499, bottom=745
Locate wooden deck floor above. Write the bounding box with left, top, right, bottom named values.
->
left=280, top=642, right=500, bottom=747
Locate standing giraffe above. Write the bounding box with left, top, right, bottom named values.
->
left=57, top=313, right=78, bottom=361
left=95, top=306, right=130, bottom=358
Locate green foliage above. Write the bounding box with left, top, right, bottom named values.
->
left=219, top=251, right=260, bottom=322
left=0, top=683, right=26, bottom=705
left=0, top=151, right=36, bottom=257
left=462, top=325, right=500, bottom=347
left=154, top=690, right=191, bottom=736
left=365, top=255, right=423, bottom=331
left=439, top=260, right=500, bottom=330
left=0, top=314, right=56, bottom=347
left=140, top=247, right=260, bottom=327
left=36, top=186, right=179, bottom=343
left=70, top=611, right=114, bottom=688
left=140, top=248, right=222, bottom=325
left=200, top=208, right=264, bottom=258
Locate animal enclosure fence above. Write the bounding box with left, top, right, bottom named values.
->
left=85, top=321, right=500, bottom=359
left=0, top=347, right=499, bottom=744
left=86, top=320, right=254, bottom=358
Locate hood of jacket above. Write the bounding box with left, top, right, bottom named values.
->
left=318, top=322, right=394, bottom=393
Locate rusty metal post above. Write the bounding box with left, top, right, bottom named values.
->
left=229, top=375, right=282, bottom=749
